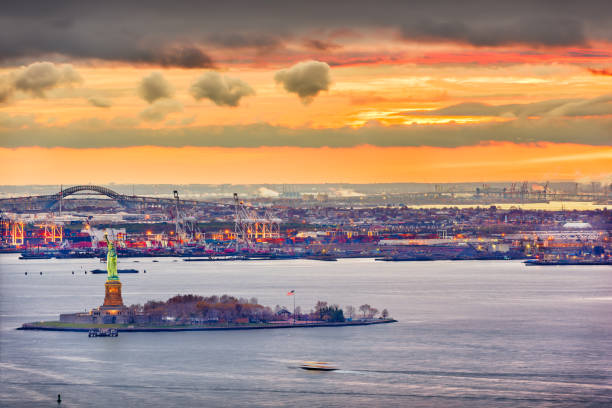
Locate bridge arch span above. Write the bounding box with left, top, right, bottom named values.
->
left=53, top=185, right=124, bottom=200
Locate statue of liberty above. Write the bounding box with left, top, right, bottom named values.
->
left=101, top=232, right=124, bottom=310
left=105, top=233, right=119, bottom=281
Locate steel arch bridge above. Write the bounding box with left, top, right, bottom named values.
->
left=52, top=185, right=123, bottom=200
left=0, top=185, right=206, bottom=213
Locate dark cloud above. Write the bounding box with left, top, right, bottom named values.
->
left=138, top=72, right=173, bottom=103
left=303, top=39, right=342, bottom=51
left=152, top=47, right=214, bottom=69
left=2, top=115, right=610, bottom=148
left=1, top=1, right=611, bottom=65
left=274, top=60, right=331, bottom=104
left=87, top=96, right=112, bottom=108
left=139, top=99, right=183, bottom=122
left=207, top=33, right=282, bottom=51
left=400, top=18, right=587, bottom=47
left=409, top=95, right=612, bottom=117
left=190, top=72, right=255, bottom=107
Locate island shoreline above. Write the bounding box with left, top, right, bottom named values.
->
left=18, top=319, right=397, bottom=333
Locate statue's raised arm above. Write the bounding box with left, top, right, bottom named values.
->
left=105, top=233, right=119, bottom=281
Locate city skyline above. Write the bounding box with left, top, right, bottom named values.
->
left=1, top=1, right=612, bottom=184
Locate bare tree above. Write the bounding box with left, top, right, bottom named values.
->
left=368, top=307, right=378, bottom=319
left=359, top=304, right=371, bottom=318
left=345, top=305, right=355, bottom=319
left=381, top=308, right=389, bottom=319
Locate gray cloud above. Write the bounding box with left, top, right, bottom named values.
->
left=303, top=39, right=342, bottom=51
left=548, top=94, right=612, bottom=116
left=0, top=75, right=13, bottom=103
left=2, top=1, right=611, bottom=65
left=109, top=116, right=140, bottom=128
left=87, top=96, right=112, bottom=108
left=400, top=17, right=587, bottom=47
left=410, top=95, right=612, bottom=117
left=138, top=72, right=173, bottom=104
left=2, top=115, right=610, bottom=148
left=181, top=116, right=196, bottom=125
left=0, top=112, right=36, bottom=129
left=11, top=62, right=81, bottom=98
left=207, top=33, right=282, bottom=51
left=139, top=99, right=183, bottom=122
left=0, top=62, right=82, bottom=103
left=190, top=72, right=255, bottom=107
left=274, top=60, right=331, bottom=104
left=153, top=47, right=214, bottom=68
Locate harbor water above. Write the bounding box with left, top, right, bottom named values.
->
left=1, top=255, right=611, bottom=407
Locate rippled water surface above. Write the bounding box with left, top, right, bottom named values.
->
left=1, top=255, right=611, bottom=407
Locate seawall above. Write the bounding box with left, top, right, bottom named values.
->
left=18, top=319, right=397, bottom=333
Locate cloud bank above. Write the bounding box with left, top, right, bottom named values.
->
left=3, top=1, right=610, bottom=65
left=409, top=95, right=612, bottom=117
left=399, top=18, right=587, bottom=47
left=274, top=60, right=331, bottom=104
left=2, top=116, right=611, bottom=149
left=0, top=76, right=12, bottom=103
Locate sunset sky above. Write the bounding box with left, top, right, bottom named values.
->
left=1, top=1, right=611, bottom=184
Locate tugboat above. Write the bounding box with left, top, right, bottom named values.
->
left=88, top=328, right=118, bottom=337
left=299, top=361, right=338, bottom=371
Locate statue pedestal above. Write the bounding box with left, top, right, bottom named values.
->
left=102, top=280, right=124, bottom=307
left=97, top=280, right=128, bottom=323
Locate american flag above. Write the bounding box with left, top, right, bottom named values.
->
left=287, top=290, right=295, bottom=296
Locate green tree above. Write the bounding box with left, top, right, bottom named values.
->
left=315, top=301, right=328, bottom=320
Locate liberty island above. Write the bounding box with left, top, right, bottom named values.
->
left=18, top=234, right=395, bottom=332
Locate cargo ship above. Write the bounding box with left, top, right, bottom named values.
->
left=19, top=251, right=54, bottom=260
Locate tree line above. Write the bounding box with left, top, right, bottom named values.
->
left=128, top=294, right=389, bottom=324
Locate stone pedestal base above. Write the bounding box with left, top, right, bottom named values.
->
left=95, top=280, right=129, bottom=323
left=103, top=280, right=124, bottom=307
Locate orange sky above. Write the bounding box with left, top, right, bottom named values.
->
left=3, top=64, right=611, bottom=129
left=1, top=10, right=612, bottom=184
left=1, top=143, right=610, bottom=184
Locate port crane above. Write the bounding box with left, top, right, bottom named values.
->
left=233, top=193, right=281, bottom=252
left=173, top=190, right=202, bottom=245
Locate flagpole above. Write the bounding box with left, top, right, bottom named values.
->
left=287, top=290, right=296, bottom=324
